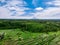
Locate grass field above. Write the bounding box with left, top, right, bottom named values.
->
left=0, top=29, right=60, bottom=45
left=0, top=20, right=60, bottom=45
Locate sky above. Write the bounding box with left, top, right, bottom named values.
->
left=0, top=0, right=60, bottom=19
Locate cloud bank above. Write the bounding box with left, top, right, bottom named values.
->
left=0, top=0, right=60, bottom=19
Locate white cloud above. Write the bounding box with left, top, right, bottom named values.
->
left=46, top=0, right=60, bottom=7
left=35, top=7, right=43, bottom=11
left=33, top=7, right=60, bottom=19
left=31, top=0, right=60, bottom=19
left=0, top=7, right=11, bottom=17
left=0, top=0, right=60, bottom=19
left=0, top=0, right=33, bottom=19
left=0, top=7, right=33, bottom=19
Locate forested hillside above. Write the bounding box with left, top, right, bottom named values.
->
left=0, top=20, right=60, bottom=32
left=0, top=20, right=60, bottom=45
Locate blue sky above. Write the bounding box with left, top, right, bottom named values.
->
left=0, top=0, right=60, bottom=19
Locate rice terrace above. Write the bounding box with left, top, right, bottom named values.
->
left=0, top=19, right=60, bottom=45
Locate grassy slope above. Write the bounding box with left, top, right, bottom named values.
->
left=0, top=29, right=41, bottom=45
left=0, top=20, right=60, bottom=45
left=0, top=29, right=60, bottom=45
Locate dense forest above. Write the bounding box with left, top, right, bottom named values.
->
left=0, top=19, right=60, bottom=32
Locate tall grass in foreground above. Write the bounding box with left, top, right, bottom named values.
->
left=0, top=33, right=60, bottom=45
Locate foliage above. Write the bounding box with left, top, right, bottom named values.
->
left=0, top=30, right=60, bottom=45
left=0, top=20, right=60, bottom=45
left=0, top=20, right=60, bottom=32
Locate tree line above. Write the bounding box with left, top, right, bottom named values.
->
left=0, top=20, right=60, bottom=32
